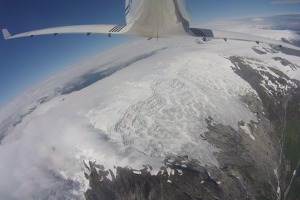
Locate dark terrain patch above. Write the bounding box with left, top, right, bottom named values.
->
left=85, top=159, right=224, bottom=200
left=228, top=56, right=300, bottom=200
left=252, top=47, right=267, bottom=55
left=271, top=43, right=300, bottom=57
left=273, top=57, right=299, bottom=71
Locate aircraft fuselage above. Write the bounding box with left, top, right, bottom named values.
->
left=125, top=0, right=191, bottom=37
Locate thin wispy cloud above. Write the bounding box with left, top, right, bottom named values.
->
left=272, top=0, right=300, bottom=3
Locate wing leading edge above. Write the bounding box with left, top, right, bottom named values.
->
left=189, top=28, right=300, bottom=51
left=2, top=24, right=128, bottom=40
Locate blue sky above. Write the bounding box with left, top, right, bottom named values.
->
left=0, top=0, right=299, bottom=108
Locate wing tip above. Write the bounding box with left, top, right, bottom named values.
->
left=2, top=28, right=11, bottom=39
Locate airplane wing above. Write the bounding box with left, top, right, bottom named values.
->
left=2, top=24, right=128, bottom=40
left=189, top=28, right=300, bottom=51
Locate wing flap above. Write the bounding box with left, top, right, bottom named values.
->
left=189, top=28, right=300, bottom=51
left=2, top=25, right=128, bottom=40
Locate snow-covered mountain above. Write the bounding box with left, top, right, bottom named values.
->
left=0, top=15, right=300, bottom=200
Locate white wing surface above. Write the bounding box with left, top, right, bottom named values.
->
left=2, top=24, right=128, bottom=40
left=189, top=28, right=300, bottom=51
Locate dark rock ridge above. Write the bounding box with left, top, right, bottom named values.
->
left=85, top=159, right=224, bottom=200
